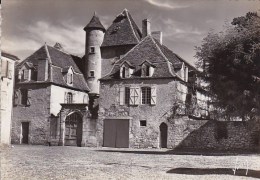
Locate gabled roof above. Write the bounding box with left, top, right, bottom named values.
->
left=2, top=51, right=20, bottom=61
left=84, top=13, right=105, bottom=32
left=101, top=9, right=142, bottom=47
left=17, top=43, right=89, bottom=92
left=101, top=36, right=178, bottom=80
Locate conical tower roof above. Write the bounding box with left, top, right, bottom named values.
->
left=84, top=12, right=105, bottom=32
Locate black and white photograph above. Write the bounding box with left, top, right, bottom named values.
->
left=1, top=0, right=260, bottom=179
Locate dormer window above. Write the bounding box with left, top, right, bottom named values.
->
left=120, top=61, right=134, bottom=79
left=89, top=46, right=95, bottom=54
left=141, top=63, right=154, bottom=77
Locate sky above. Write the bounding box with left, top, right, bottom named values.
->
left=2, top=0, right=260, bottom=65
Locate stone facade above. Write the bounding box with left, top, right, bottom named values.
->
left=98, top=79, right=183, bottom=148
left=12, top=84, right=51, bottom=144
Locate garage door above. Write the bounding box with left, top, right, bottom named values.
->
left=103, top=119, right=129, bottom=148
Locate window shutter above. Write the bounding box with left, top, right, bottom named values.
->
left=134, top=87, right=140, bottom=105
left=72, top=93, right=76, bottom=103
left=1, top=60, right=8, bottom=77
left=151, top=86, right=157, bottom=105
left=129, top=87, right=135, bottom=105
left=27, top=90, right=31, bottom=106
left=119, top=87, right=125, bottom=105
left=64, top=92, right=67, bottom=103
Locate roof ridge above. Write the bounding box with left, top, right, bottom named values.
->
left=124, top=10, right=140, bottom=43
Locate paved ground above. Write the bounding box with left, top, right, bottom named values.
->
left=1, top=145, right=260, bottom=180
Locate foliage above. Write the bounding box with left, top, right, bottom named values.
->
left=195, top=12, right=260, bottom=120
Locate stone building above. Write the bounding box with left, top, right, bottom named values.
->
left=0, top=52, right=19, bottom=147
left=12, top=44, right=91, bottom=146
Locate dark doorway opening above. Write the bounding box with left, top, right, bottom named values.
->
left=21, top=122, right=29, bottom=144
left=103, top=119, right=129, bottom=148
left=65, top=112, right=83, bottom=147
left=160, top=122, right=168, bottom=148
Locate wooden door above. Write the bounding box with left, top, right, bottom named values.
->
left=160, top=123, right=168, bottom=148
left=65, top=113, right=82, bottom=146
left=22, top=122, right=29, bottom=144
left=103, top=119, right=129, bottom=148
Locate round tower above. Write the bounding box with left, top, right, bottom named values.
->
left=83, top=12, right=105, bottom=96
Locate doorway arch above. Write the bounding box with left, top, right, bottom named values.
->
left=65, top=112, right=83, bottom=147
left=160, top=122, right=168, bottom=148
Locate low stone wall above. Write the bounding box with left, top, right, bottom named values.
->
left=171, top=117, right=260, bottom=151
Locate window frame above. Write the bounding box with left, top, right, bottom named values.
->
left=141, top=87, right=151, bottom=105
left=89, top=46, right=95, bottom=54
left=67, top=92, right=73, bottom=104
left=90, top=70, right=95, bottom=78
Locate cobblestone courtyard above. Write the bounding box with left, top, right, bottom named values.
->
left=1, top=145, right=260, bottom=180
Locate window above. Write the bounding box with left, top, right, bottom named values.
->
left=122, top=67, right=126, bottom=78
left=22, top=69, right=29, bottom=81
left=140, top=120, right=147, bottom=127
left=90, top=70, right=95, bottom=77
left=67, top=73, right=73, bottom=85
left=21, top=89, right=29, bottom=106
left=215, top=122, right=228, bottom=140
left=141, top=64, right=154, bottom=77
left=141, top=87, right=151, bottom=104
left=67, top=93, right=73, bottom=104
left=125, top=87, right=130, bottom=105
left=89, top=46, right=95, bottom=54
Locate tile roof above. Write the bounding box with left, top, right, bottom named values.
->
left=101, top=9, right=142, bottom=47
left=84, top=13, right=105, bottom=32
left=101, top=36, right=178, bottom=80
left=17, top=44, right=89, bottom=91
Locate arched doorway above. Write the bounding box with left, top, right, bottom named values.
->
left=160, top=122, right=168, bottom=148
left=65, top=112, right=83, bottom=147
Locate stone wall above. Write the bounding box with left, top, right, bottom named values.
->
left=12, top=84, right=51, bottom=144
left=169, top=117, right=260, bottom=151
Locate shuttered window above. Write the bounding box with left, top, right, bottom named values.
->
left=67, top=93, right=73, bottom=104
left=141, top=87, right=151, bottom=104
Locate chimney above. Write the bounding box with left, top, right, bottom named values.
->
left=142, top=19, right=151, bottom=38
left=151, top=31, right=163, bottom=45
left=37, top=58, right=48, bottom=81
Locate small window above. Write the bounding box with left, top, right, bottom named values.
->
left=215, top=122, right=228, bottom=140
left=67, top=73, right=73, bottom=84
left=21, top=89, right=28, bottom=106
left=89, top=46, right=95, bottom=54
left=140, top=120, right=147, bottom=127
left=90, top=70, right=95, bottom=77
left=67, top=93, right=73, bottom=104
left=125, top=87, right=130, bottom=105
left=22, top=69, right=30, bottom=81
left=141, top=87, right=151, bottom=104
left=146, top=65, right=150, bottom=76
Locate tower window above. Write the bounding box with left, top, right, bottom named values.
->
left=90, top=70, right=95, bottom=77
left=89, top=46, right=95, bottom=54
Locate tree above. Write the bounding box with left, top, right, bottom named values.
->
left=195, top=12, right=260, bottom=120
